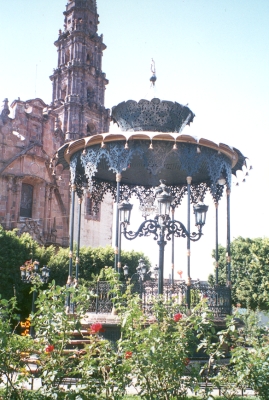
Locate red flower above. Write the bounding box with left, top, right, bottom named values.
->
left=183, top=357, right=190, bottom=366
left=173, top=313, right=183, bottom=322
left=90, top=322, right=103, bottom=334
left=125, top=351, right=132, bottom=359
left=45, top=345, right=54, bottom=353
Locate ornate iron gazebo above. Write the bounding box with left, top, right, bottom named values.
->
left=55, top=97, right=248, bottom=316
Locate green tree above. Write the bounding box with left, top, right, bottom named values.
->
left=48, top=244, right=151, bottom=285
left=209, top=236, right=269, bottom=310
left=0, top=224, right=150, bottom=316
left=0, top=226, right=54, bottom=317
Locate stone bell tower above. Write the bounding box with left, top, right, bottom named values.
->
left=50, top=0, right=110, bottom=141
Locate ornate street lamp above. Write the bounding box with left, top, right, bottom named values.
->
left=123, top=258, right=152, bottom=300
left=19, top=260, right=50, bottom=337
left=123, top=258, right=150, bottom=282
left=118, top=196, right=133, bottom=225
left=119, top=180, right=208, bottom=301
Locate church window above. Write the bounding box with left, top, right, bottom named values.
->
left=20, top=183, right=33, bottom=218
left=87, top=123, right=96, bottom=135
left=61, top=87, right=67, bottom=100
left=87, top=88, right=94, bottom=104
left=86, top=197, right=100, bottom=220
left=65, top=49, right=70, bottom=63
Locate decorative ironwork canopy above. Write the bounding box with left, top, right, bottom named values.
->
left=56, top=129, right=246, bottom=207
left=111, top=98, right=195, bottom=132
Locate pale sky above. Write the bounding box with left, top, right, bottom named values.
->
left=1, top=1, right=269, bottom=279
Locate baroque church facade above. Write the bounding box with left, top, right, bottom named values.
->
left=0, top=0, right=113, bottom=247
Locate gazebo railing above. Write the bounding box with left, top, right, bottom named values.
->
left=87, top=280, right=231, bottom=318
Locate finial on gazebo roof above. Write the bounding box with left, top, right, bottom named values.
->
left=150, top=58, right=157, bottom=86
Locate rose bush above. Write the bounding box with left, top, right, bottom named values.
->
left=1, top=267, right=269, bottom=399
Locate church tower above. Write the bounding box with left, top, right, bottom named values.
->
left=50, top=0, right=110, bottom=141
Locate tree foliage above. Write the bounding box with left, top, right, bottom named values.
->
left=48, top=245, right=151, bottom=286
left=0, top=225, right=150, bottom=316
left=209, top=236, right=269, bottom=310
left=0, top=226, right=54, bottom=316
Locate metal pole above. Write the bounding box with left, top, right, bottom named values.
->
left=215, top=202, right=219, bottom=284
left=226, top=189, right=231, bottom=285
left=114, top=173, right=121, bottom=270
left=157, top=227, right=166, bottom=295
left=226, top=188, right=232, bottom=314
left=186, top=176, right=192, bottom=310
left=171, top=206, right=175, bottom=286
left=118, top=221, right=122, bottom=274
left=69, top=184, right=76, bottom=278
left=30, top=290, right=36, bottom=338
left=75, top=197, right=82, bottom=280
left=67, top=184, right=76, bottom=311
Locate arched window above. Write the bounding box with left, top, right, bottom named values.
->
left=87, top=88, right=94, bottom=105
left=86, top=197, right=100, bottom=221
left=87, top=123, right=96, bottom=135
left=65, top=49, right=70, bottom=63
left=61, top=85, right=67, bottom=100
left=20, top=183, right=33, bottom=218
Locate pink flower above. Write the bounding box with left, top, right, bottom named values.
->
left=90, top=322, right=103, bottom=334
left=125, top=351, right=132, bottom=359
left=45, top=345, right=54, bottom=353
left=173, top=313, right=183, bottom=322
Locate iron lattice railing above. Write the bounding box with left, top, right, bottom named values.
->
left=87, top=280, right=231, bottom=318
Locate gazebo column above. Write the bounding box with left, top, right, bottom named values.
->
left=118, top=218, right=122, bottom=274
left=114, top=173, right=122, bottom=272
left=68, top=184, right=76, bottom=278
left=215, top=202, right=219, bottom=284
left=171, top=206, right=175, bottom=286
left=75, top=196, right=82, bottom=281
left=226, top=188, right=231, bottom=287
left=186, top=176, right=192, bottom=310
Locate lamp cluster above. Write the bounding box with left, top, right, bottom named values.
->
left=119, top=180, right=208, bottom=229
left=118, top=180, right=209, bottom=297
left=20, top=260, right=50, bottom=284
left=123, top=258, right=152, bottom=282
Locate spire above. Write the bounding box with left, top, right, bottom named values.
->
left=50, top=0, right=110, bottom=141
left=63, top=0, right=99, bottom=36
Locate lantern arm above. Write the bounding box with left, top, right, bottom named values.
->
left=122, top=219, right=160, bottom=241
left=165, top=219, right=203, bottom=242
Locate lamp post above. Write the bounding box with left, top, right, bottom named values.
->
left=119, top=180, right=208, bottom=304
left=123, top=258, right=152, bottom=299
left=20, top=260, right=50, bottom=337
left=123, top=258, right=151, bottom=282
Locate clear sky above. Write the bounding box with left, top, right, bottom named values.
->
left=1, top=1, right=269, bottom=279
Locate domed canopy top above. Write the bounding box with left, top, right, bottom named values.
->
left=111, top=98, right=195, bottom=133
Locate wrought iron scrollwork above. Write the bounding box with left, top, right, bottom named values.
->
left=111, top=98, right=195, bottom=132
left=190, top=182, right=208, bottom=204
left=85, top=281, right=231, bottom=318
left=122, top=217, right=203, bottom=243
left=70, top=141, right=232, bottom=206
